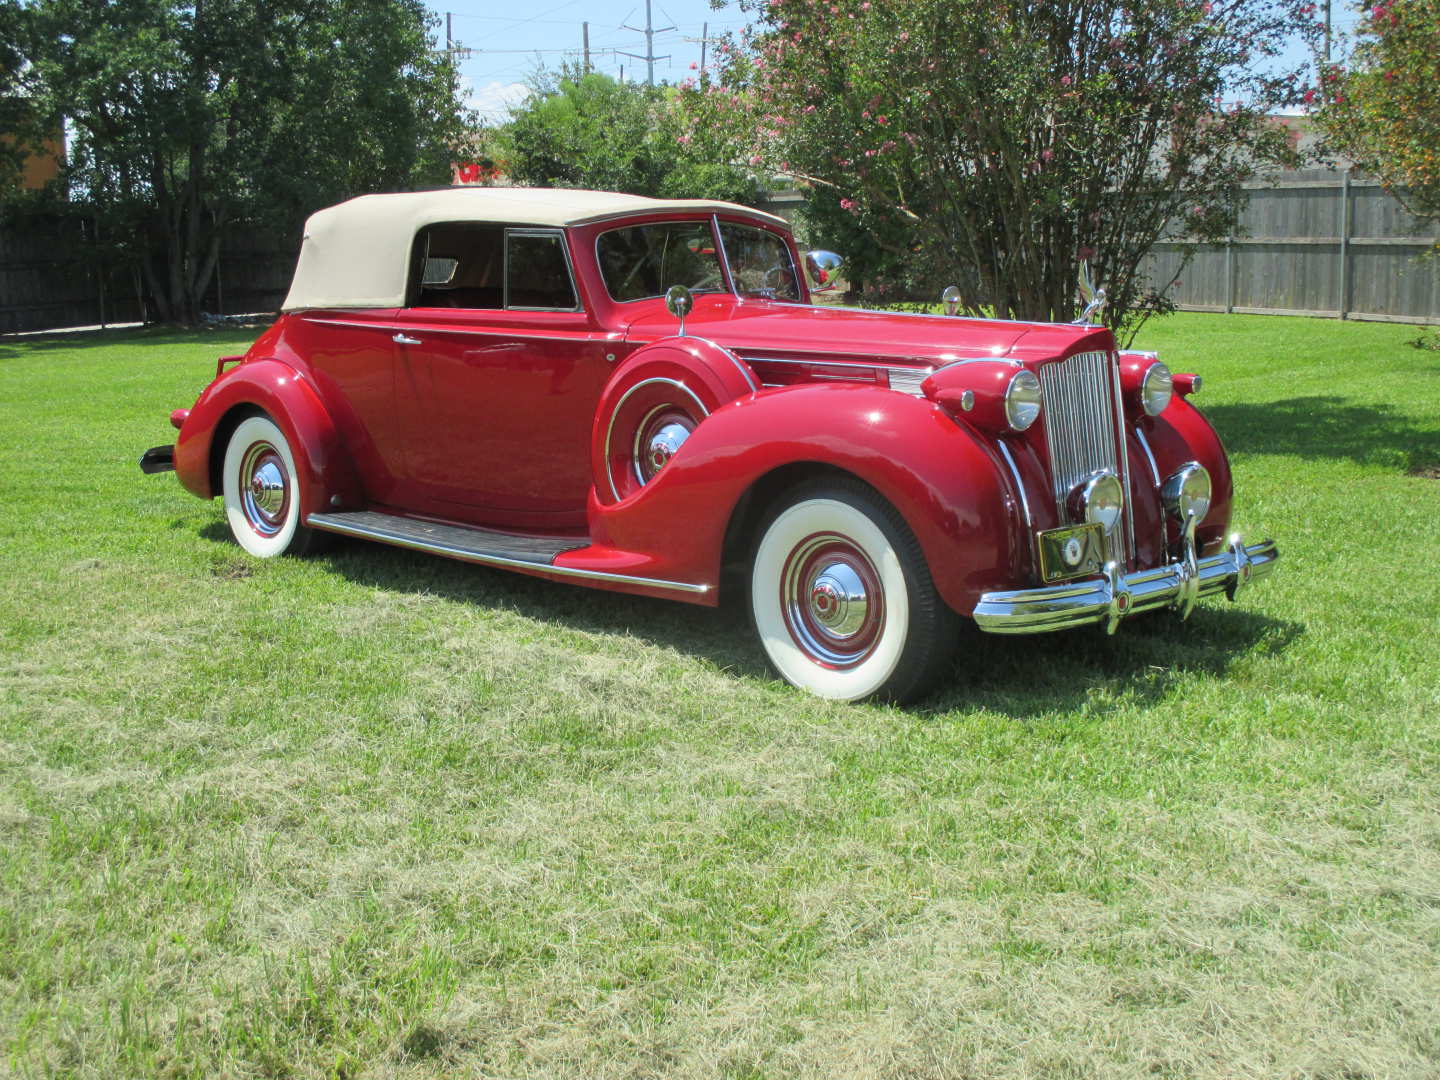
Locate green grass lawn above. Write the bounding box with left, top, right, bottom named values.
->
left=1, top=313, right=1438, bottom=1079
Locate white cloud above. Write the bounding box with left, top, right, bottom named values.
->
left=463, top=79, right=531, bottom=124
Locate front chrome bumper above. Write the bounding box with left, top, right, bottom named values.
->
left=973, top=533, right=1279, bottom=635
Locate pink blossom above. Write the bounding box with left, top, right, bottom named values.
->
left=677, top=134, right=693, bottom=145
left=749, top=154, right=763, bottom=165
left=839, top=197, right=856, bottom=210
left=1060, top=75, right=1072, bottom=86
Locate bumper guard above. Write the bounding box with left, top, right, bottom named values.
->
left=974, top=530, right=1279, bottom=635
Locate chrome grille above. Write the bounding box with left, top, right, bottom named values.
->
left=1038, top=350, right=1132, bottom=557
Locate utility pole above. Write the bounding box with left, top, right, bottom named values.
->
left=446, top=11, right=453, bottom=53
left=621, top=0, right=674, bottom=86
left=700, top=21, right=707, bottom=77
left=583, top=22, right=591, bottom=72
left=1323, top=0, right=1332, bottom=63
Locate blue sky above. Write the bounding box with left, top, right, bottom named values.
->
left=441, top=0, right=754, bottom=122
left=443, top=0, right=1357, bottom=124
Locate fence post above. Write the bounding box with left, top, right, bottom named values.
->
left=1338, top=169, right=1351, bottom=320
left=1225, top=235, right=1235, bottom=314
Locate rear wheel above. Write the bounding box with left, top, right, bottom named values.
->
left=750, top=481, right=958, bottom=702
left=221, top=414, right=327, bottom=557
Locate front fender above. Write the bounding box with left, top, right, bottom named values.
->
left=1140, top=395, right=1234, bottom=556
left=586, top=383, right=1028, bottom=615
left=174, top=358, right=361, bottom=517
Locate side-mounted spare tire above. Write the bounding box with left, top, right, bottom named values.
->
left=591, top=337, right=757, bottom=504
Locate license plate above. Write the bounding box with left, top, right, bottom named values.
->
left=1037, top=523, right=1105, bottom=582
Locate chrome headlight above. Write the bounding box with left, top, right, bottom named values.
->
left=1141, top=361, right=1173, bottom=417
left=1004, top=370, right=1042, bottom=432
left=1071, top=471, right=1125, bottom=536
left=1162, top=463, right=1211, bottom=522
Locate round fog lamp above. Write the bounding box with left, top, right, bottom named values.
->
left=1162, top=463, right=1211, bottom=522
left=1071, top=471, right=1124, bottom=536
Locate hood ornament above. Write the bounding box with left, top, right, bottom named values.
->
left=1075, top=260, right=1107, bottom=326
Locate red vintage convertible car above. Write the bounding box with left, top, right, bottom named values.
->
left=141, top=188, right=1278, bottom=702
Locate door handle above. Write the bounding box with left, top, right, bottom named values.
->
left=393, top=333, right=421, bottom=346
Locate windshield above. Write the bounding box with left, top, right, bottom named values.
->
left=596, top=222, right=726, bottom=302
left=718, top=222, right=800, bottom=301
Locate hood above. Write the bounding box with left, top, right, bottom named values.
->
left=624, top=295, right=1114, bottom=367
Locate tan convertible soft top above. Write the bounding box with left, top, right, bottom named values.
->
left=281, top=187, right=789, bottom=311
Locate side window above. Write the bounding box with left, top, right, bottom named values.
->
left=505, top=230, right=580, bottom=311
left=409, top=224, right=504, bottom=308
left=718, top=223, right=801, bottom=301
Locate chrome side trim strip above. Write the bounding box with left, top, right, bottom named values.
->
left=1133, top=424, right=1165, bottom=556
left=1134, top=426, right=1162, bottom=486
left=305, top=514, right=711, bottom=595
left=996, top=439, right=1039, bottom=573
left=304, top=318, right=605, bottom=344
left=1109, top=350, right=1136, bottom=561
left=738, top=354, right=888, bottom=370
left=687, top=333, right=758, bottom=393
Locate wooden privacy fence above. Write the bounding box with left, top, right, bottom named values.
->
left=1143, top=171, right=1440, bottom=325
left=0, top=213, right=296, bottom=334
left=3, top=175, right=1437, bottom=333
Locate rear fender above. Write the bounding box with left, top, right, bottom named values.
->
left=174, top=358, right=361, bottom=517
left=586, top=383, right=1027, bottom=615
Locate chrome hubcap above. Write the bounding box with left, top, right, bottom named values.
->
left=807, top=562, right=869, bottom=638
left=249, top=461, right=286, bottom=517
left=633, top=408, right=695, bottom=486
left=239, top=443, right=289, bottom=536
left=647, top=422, right=691, bottom=472
left=781, top=533, right=884, bottom=669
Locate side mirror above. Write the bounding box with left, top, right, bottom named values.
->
left=665, top=284, right=694, bottom=336
left=804, top=250, right=845, bottom=292
left=941, top=285, right=961, bottom=317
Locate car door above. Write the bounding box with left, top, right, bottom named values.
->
left=389, top=225, right=617, bottom=526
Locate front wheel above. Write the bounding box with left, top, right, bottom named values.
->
left=750, top=481, right=959, bottom=703
left=221, top=414, right=327, bottom=558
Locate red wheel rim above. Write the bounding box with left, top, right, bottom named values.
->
left=779, top=532, right=885, bottom=670
left=238, top=442, right=289, bottom=537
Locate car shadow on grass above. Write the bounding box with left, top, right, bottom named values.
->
left=1205, top=396, right=1440, bottom=472
left=216, top=522, right=1302, bottom=718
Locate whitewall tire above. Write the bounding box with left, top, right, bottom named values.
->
left=221, top=414, right=325, bottom=558
left=750, top=481, right=958, bottom=703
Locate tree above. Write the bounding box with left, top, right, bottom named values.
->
left=0, top=0, right=33, bottom=185
left=1316, top=0, right=1440, bottom=228
left=685, top=0, right=1319, bottom=336
left=19, top=0, right=466, bottom=324
left=505, top=68, right=762, bottom=205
